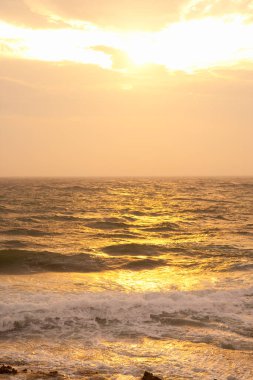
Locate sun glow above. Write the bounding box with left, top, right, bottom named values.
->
left=121, top=15, right=253, bottom=71
left=1, top=15, right=253, bottom=72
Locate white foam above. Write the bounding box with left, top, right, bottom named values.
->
left=0, top=287, right=252, bottom=349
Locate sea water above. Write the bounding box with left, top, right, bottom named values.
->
left=0, top=178, right=252, bottom=379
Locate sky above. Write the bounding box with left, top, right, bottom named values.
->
left=1, top=0, right=253, bottom=176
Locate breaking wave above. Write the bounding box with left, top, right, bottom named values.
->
left=0, top=287, right=252, bottom=351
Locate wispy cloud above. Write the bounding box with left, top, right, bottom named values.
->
left=183, top=0, right=253, bottom=19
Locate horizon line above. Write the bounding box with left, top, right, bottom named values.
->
left=0, top=175, right=252, bottom=179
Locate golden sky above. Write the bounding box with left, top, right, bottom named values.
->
left=1, top=0, right=253, bottom=176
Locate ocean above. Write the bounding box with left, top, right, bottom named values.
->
left=0, top=177, right=252, bottom=379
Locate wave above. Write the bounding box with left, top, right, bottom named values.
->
left=1, top=228, right=58, bottom=237
left=121, top=258, right=167, bottom=270
left=0, top=249, right=105, bottom=274
left=235, top=230, right=253, bottom=237
left=127, top=210, right=145, bottom=216
left=227, top=263, right=253, bottom=271
left=0, top=249, right=166, bottom=274
left=53, top=215, right=87, bottom=222
left=172, top=197, right=235, bottom=204
left=86, top=219, right=130, bottom=230
left=1, top=245, right=251, bottom=274
left=102, top=243, right=169, bottom=256
left=94, top=232, right=142, bottom=239
left=0, top=205, right=16, bottom=214
left=0, top=287, right=252, bottom=350
left=202, top=245, right=253, bottom=258
left=16, top=217, right=40, bottom=223
left=62, top=185, right=107, bottom=193
left=185, top=207, right=221, bottom=214
left=141, top=222, right=179, bottom=232
left=1, top=240, right=27, bottom=248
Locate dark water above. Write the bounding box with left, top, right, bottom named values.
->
left=0, top=178, right=252, bottom=379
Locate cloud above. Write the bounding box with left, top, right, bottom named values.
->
left=2, top=15, right=253, bottom=73
left=91, top=46, right=131, bottom=69
left=32, top=0, right=188, bottom=29
left=183, top=0, right=253, bottom=19
left=0, top=0, right=189, bottom=29
left=0, top=0, right=66, bottom=28
left=1, top=1, right=253, bottom=31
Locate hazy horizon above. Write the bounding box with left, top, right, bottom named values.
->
left=1, top=174, right=253, bottom=179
